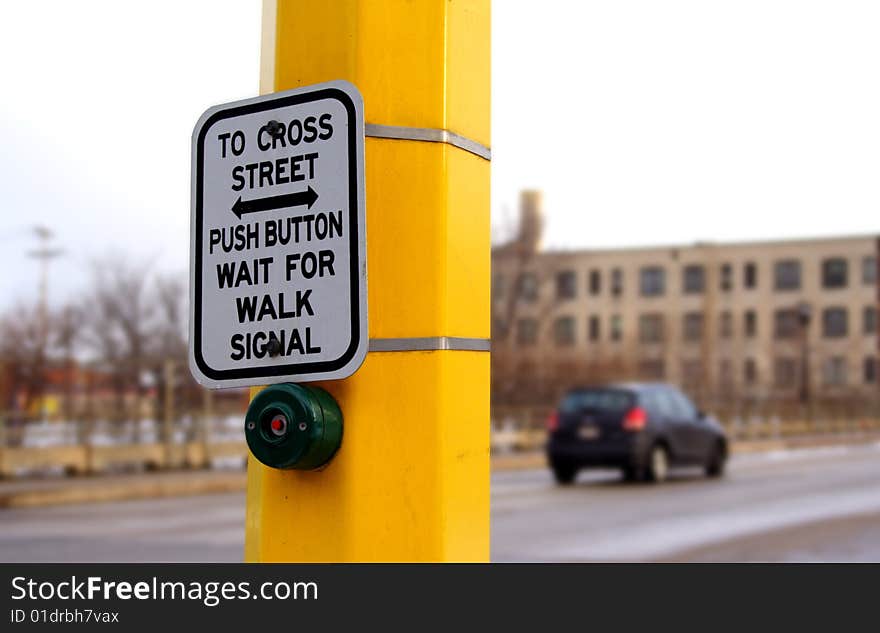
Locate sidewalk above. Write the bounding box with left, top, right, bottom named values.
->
left=3, top=431, right=879, bottom=508
left=0, top=469, right=247, bottom=509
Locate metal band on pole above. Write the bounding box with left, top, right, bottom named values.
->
left=369, top=337, right=491, bottom=352
left=365, top=124, right=492, bottom=161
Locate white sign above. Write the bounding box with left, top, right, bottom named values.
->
left=189, top=81, right=367, bottom=389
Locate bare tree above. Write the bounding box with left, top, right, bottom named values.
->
left=149, top=272, right=204, bottom=440
left=0, top=302, right=46, bottom=419
left=490, top=203, right=563, bottom=411
left=490, top=193, right=642, bottom=416
left=152, top=273, right=187, bottom=361
left=1, top=251, right=202, bottom=447
left=80, top=255, right=155, bottom=435
left=50, top=303, right=83, bottom=422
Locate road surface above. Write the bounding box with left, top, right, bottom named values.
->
left=492, top=442, right=880, bottom=561
left=1, top=443, right=879, bottom=562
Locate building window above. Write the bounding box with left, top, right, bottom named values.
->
left=516, top=319, right=537, bottom=345
left=774, top=259, right=801, bottom=291
left=638, top=359, right=665, bottom=380
left=865, top=357, right=877, bottom=384
left=864, top=256, right=877, bottom=286
left=744, top=262, right=757, bottom=289
left=589, top=269, right=601, bottom=296
left=683, top=312, right=703, bottom=342
left=588, top=315, right=601, bottom=342
left=556, top=270, right=576, bottom=300
left=774, top=308, right=800, bottom=339
left=744, top=358, right=757, bottom=385
left=720, top=263, right=733, bottom=292
left=640, top=266, right=666, bottom=297
left=822, top=258, right=848, bottom=289
left=774, top=357, right=797, bottom=388
left=744, top=310, right=757, bottom=338
left=682, top=265, right=705, bottom=294
left=822, top=307, right=848, bottom=338
left=553, top=316, right=576, bottom=346
left=720, top=311, right=733, bottom=338
left=517, top=273, right=538, bottom=303
left=611, top=268, right=623, bottom=297
left=639, top=313, right=665, bottom=343
left=823, top=356, right=847, bottom=386
left=492, top=273, right=505, bottom=299
left=865, top=306, right=877, bottom=335
left=610, top=315, right=622, bottom=342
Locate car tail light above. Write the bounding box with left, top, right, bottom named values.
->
left=546, top=410, right=560, bottom=432
left=622, top=407, right=647, bottom=431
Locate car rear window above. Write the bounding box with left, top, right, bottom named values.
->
left=559, top=389, right=634, bottom=414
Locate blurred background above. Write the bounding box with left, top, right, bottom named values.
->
left=1, top=0, right=879, bottom=562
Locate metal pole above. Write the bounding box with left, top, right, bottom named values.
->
left=245, top=0, right=491, bottom=562
left=163, top=359, right=175, bottom=468
left=27, top=226, right=63, bottom=417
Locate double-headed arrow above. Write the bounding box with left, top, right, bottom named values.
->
left=231, top=186, right=318, bottom=219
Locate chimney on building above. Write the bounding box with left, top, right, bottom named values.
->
left=517, top=190, right=544, bottom=254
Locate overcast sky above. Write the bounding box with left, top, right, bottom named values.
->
left=1, top=1, right=878, bottom=308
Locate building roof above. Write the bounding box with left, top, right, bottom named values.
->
left=495, top=231, right=878, bottom=259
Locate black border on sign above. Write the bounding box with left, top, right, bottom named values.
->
left=193, top=88, right=361, bottom=382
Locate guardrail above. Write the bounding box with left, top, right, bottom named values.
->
left=0, top=413, right=249, bottom=478
left=489, top=417, right=880, bottom=453
left=0, top=441, right=247, bottom=478
left=3, top=416, right=880, bottom=477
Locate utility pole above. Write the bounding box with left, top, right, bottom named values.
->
left=29, top=226, right=63, bottom=337
left=244, top=0, right=490, bottom=561
left=27, top=225, right=63, bottom=414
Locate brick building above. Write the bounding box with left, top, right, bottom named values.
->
left=491, top=191, right=879, bottom=416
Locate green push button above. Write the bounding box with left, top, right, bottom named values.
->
left=244, top=383, right=343, bottom=470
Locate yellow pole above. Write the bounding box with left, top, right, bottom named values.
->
left=245, top=0, right=490, bottom=561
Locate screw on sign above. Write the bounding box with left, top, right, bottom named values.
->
left=189, top=81, right=367, bottom=389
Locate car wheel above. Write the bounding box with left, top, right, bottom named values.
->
left=646, top=444, right=669, bottom=483
left=552, top=464, right=577, bottom=485
left=705, top=441, right=726, bottom=478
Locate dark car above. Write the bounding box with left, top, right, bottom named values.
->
left=546, top=383, right=727, bottom=484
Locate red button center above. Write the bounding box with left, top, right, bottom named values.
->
left=271, top=418, right=284, bottom=432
